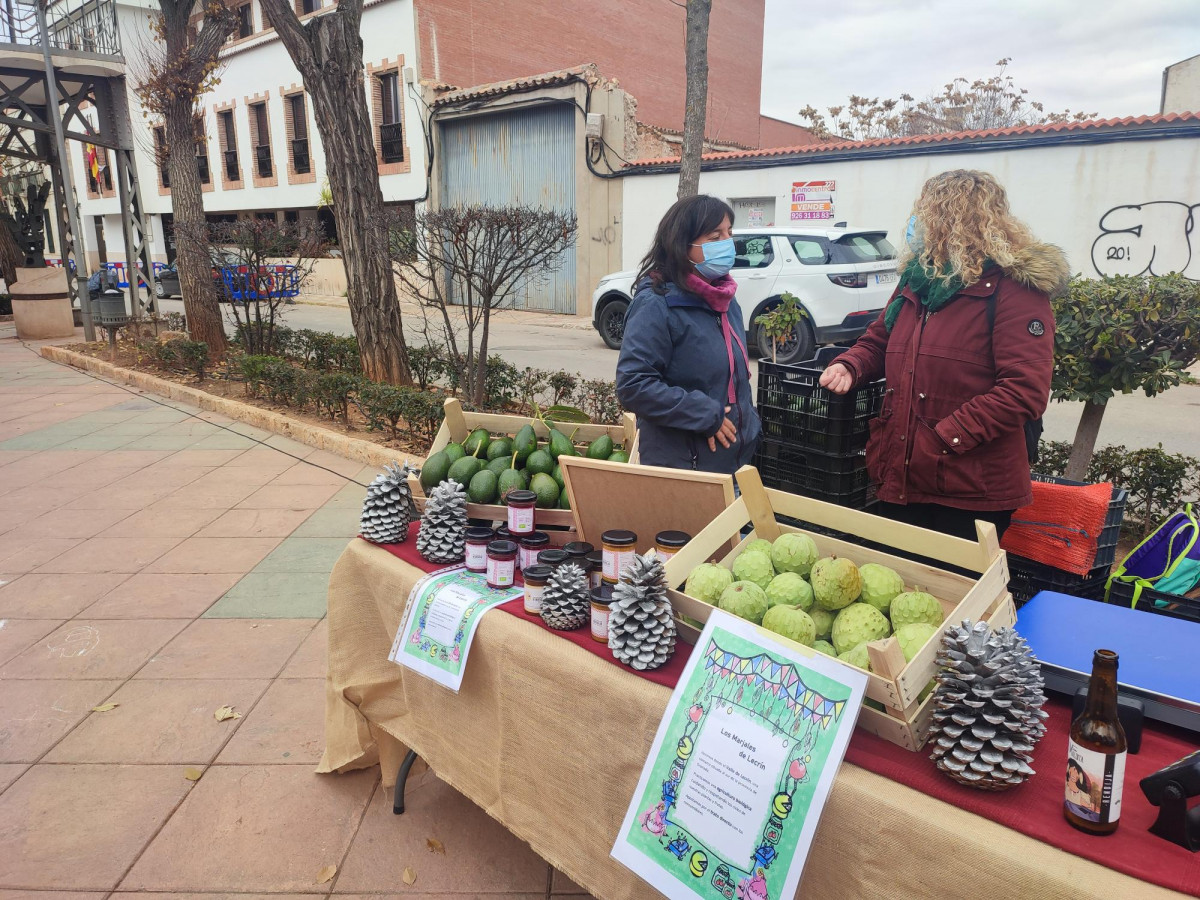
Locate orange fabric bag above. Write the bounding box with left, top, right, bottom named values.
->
left=1001, top=480, right=1113, bottom=575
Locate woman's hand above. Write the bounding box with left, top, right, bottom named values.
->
left=819, top=363, right=854, bottom=395
left=708, top=406, right=737, bottom=452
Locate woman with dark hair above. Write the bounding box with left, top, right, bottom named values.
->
left=616, top=194, right=761, bottom=473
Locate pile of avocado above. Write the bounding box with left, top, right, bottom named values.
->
left=418, top=423, right=628, bottom=509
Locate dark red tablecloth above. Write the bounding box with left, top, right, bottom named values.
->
left=370, top=533, right=1200, bottom=896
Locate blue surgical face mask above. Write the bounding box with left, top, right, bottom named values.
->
left=691, top=237, right=736, bottom=279
left=905, top=214, right=923, bottom=251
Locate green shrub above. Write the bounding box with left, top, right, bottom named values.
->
left=484, top=355, right=520, bottom=409
left=294, top=329, right=361, bottom=373
left=407, top=343, right=448, bottom=391
left=355, top=381, right=410, bottom=440
left=151, top=337, right=210, bottom=381
left=310, top=372, right=361, bottom=423
left=575, top=377, right=623, bottom=424
left=398, top=389, right=446, bottom=445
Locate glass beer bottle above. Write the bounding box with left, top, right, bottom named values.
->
left=1064, top=649, right=1127, bottom=835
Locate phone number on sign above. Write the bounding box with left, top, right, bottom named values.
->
left=790, top=211, right=834, bottom=220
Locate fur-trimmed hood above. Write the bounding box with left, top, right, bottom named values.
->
left=1001, top=242, right=1070, bottom=299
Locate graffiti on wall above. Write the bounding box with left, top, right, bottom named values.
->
left=1092, top=201, right=1199, bottom=280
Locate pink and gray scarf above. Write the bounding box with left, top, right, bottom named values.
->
left=683, top=272, right=749, bottom=406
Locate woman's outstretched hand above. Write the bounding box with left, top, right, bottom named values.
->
left=819, top=363, right=853, bottom=395
left=708, top=406, right=737, bottom=451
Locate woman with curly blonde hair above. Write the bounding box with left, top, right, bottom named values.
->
left=820, top=170, right=1068, bottom=539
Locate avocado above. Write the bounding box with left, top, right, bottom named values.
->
left=513, top=424, right=538, bottom=464
left=468, top=469, right=499, bottom=504
left=607, top=451, right=629, bottom=464
left=586, top=434, right=614, bottom=459
left=557, top=489, right=572, bottom=510
left=552, top=464, right=564, bottom=490
left=486, top=456, right=510, bottom=476
left=498, top=469, right=526, bottom=503
left=419, top=451, right=450, bottom=492
left=486, top=437, right=514, bottom=462
left=519, top=468, right=531, bottom=485
left=548, top=428, right=575, bottom=460
left=447, top=455, right=483, bottom=486
left=530, top=472, right=560, bottom=508
left=464, top=428, right=491, bottom=457
left=443, top=442, right=466, bottom=464
left=526, top=448, right=554, bottom=476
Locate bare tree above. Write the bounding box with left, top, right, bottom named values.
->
left=388, top=205, right=578, bottom=407
left=677, top=0, right=712, bottom=200
left=134, top=0, right=235, bottom=352
left=257, top=0, right=412, bottom=385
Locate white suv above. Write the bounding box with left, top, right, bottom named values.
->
left=591, top=225, right=898, bottom=364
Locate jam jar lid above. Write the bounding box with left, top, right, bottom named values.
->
left=563, top=541, right=594, bottom=558
left=602, top=529, right=637, bottom=546
left=586, top=550, right=603, bottom=568
left=538, top=549, right=569, bottom=566
left=590, top=584, right=616, bottom=605
left=521, top=564, right=552, bottom=582
left=655, top=530, right=691, bottom=548
left=487, top=540, right=518, bottom=556
left=465, top=526, right=496, bottom=541
left=519, top=531, right=550, bottom=547
left=506, top=490, right=536, bottom=505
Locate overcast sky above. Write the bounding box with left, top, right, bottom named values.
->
left=761, top=0, right=1200, bottom=125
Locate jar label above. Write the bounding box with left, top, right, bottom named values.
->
left=464, top=542, right=488, bottom=572
left=486, top=555, right=515, bottom=588
left=524, top=584, right=544, bottom=615
left=1065, top=739, right=1126, bottom=824
left=656, top=548, right=678, bottom=563
left=603, top=548, right=635, bottom=582
left=509, top=506, right=535, bottom=534
left=590, top=570, right=603, bottom=590
left=519, top=546, right=539, bottom=571
left=591, top=606, right=609, bottom=640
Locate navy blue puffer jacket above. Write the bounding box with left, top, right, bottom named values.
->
left=616, top=279, right=761, bottom=473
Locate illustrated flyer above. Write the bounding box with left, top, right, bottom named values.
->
left=388, top=565, right=521, bottom=691
left=612, top=610, right=867, bottom=900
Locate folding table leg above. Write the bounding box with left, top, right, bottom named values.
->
left=393, top=749, right=419, bottom=815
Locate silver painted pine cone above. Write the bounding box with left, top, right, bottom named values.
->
left=416, top=479, right=468, bottom=564
left=609, top=553, right=676, bottom=671
left=539, top=563, right=590, bottom=630
left=360, top=462, right=416, bottom=544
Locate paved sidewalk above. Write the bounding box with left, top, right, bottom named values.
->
left=0, top=328, right=591, bottom=899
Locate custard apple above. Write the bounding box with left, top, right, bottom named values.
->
left=717, top=581, right=768, bottom=625
left=742, top=538, right=774, bottom=557
left=813, top=639, right=836, bottom=657
left=890, top=590, right=945, bottom=629
left=896, top=622, right=939, bottom=662
left=731, top=550, right=775, bottom=591
left=811, top=557, right=862, bottom=610
left=765, top=572, right=814, bottom=610
left=831, top=602, right=892, bottom=654
left=770, top=532, right=819, bottom=577
left=808, top=607, right=835, bottom=641
left=838, top=643, right=871, bottom=672
left=858, top=563, right=904, bottom=613
left=762, top=605, right=816, bottom=646
left=685, top=563, right=734, bottom=605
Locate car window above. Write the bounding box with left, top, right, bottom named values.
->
left=733, top=235, right=775, bottom=269
left=831, top=232, right=896, bottom=263
left=790, top=238, right=828, bottom=265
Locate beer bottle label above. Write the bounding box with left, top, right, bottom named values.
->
left=1065, top=739, right=1126, bottom=824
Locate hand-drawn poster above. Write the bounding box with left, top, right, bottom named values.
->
left=388, top=565, right=521, bottom=691
left=612, top=610, right=866, bottom=900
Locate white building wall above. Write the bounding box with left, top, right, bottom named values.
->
left=1162, top=54, right=1200, bottom=115
left=619, top=136, right=1200, bottom=283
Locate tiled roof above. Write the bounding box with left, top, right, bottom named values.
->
left=628, top=111, right=1200, bottom=167
left=431, top=64, right=601, bottom=107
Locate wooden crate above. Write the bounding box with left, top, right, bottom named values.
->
left=408, top=398, right=639, bottom=538
left=662, top=465, right=1014, bottom=751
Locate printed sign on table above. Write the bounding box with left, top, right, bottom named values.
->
left=612, top=610, right=866, bottom=900
left=388, top=565, right=522, bottom=691
left=790, top=180, right=836, bottom=222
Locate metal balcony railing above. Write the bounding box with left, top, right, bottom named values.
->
left=255, top=144, right=272, bottom=178
left=224, top=149, right=239, bottom=182
left=380, top=121, right=404, bottom=163
left=291, top=138, right=310, bottom=175
left=1, top=0, right=122, bottom=57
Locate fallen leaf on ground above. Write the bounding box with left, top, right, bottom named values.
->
left=426, top=838, right=445, bottom=855
left=402, top=866, right=417, bottom=885
left=91, top=703, right=119, bottom=712
left=183, top=767, right=203, bottom=781
left=315, top=864, right=337, bottom=884
left=214, top=705, right=242, bottom=722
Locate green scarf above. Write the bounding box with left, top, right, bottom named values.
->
left=883, top=257, right=983, bottom=332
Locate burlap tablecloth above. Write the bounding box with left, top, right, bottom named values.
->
left=320, top=538, right=1184, bottom=900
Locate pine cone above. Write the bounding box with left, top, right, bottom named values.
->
left=416, top=480, right=468, bottom=564
left=929, top=620, right=1048, bottom=791
left=539, top=563, right=590, bottom=630
left=360, top=462, right=417, bottom=544
left=609, top=553, right=676, bottom=671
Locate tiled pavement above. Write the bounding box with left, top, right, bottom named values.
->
left=0, top=330, right=590, bottom=900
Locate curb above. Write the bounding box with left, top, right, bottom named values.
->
left=40, top=345, right=425, bottom=470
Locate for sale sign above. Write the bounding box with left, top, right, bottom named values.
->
left=790, top=181, right=835, bottom=221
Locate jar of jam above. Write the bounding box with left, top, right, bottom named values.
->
left=586, top=551, right=604, bottom=589
left=464, top=527, right=495, bottom=573
left=506, top=490, right=537, bottom=535
left=563, top=541, right=594, bottom=566
left=522, top=565, right=551, bottom=615
left=654, top=530, right=691, bottom=564
left=602, top=529, right=638, bottom=584
left=495, top=525, right=512, bottom=541
left=590, top=584, right=615, bottom=643
left=518, top=531, right=550, bottom=570
left=538, top=549, right=569, bottom=570
left=485, top=540, right=518, bottom=589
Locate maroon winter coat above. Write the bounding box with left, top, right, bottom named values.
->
left=836, top=243, right=1068, bottom=512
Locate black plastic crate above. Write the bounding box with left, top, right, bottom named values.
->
left=1106, top=580, right=1200, bottom=624
left=1031, top=473, right=1128, bottom=569
left=1007, top=554, right=1111, bottom=608
left=757, top=350, right=885, bottom=457
left=754, top=441, right=876, bottom=510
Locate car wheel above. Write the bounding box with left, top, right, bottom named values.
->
left=598, top=298, right=628, bottom=350
left=154, top=281, right=166, bottom=299
left=756, top=318, right=815, bottom=366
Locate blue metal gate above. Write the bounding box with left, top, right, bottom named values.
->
left=438, top=104, right=576, bottom=314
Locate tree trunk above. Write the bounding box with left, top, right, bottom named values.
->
left=677, top=0, right=712, bottom=200
left=1064, top=400, right=1106, bottom=482
left=473, top=301, right=491, bottom=407
left=259, top=0, right=412, bottom=385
